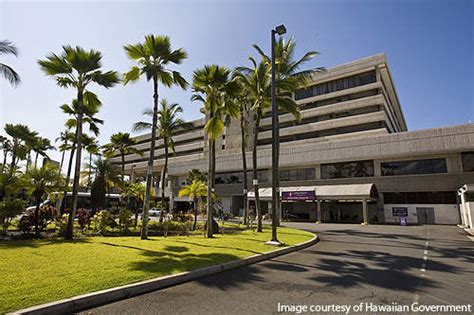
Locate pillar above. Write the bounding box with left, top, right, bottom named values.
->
left=362, top=199, right=368, bottom=225
left=460, top=192, right=467, bottom=227
left=316, top=200, right=322, bottom=223
left=130, top=165, right=136, bottom=184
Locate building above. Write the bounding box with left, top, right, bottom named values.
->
left=109, top=54, right=474, bottom=225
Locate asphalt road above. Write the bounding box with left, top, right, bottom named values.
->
left=80, top=224, right=474, bottom=314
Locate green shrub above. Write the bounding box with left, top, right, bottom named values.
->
left=0, top=198, right=25, bottom=234
left=119, top=208, right=132, bottom=232
left=90, top=210, right=116, bottom=235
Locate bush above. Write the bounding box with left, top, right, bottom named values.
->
left=90, top=210, right=117, bottom=235
left=76, top=209, right=91, bottom=231
left=0, top=198, right=25, bottom=234
left=172, top=212, right=193, bottom=222
left=19, top=215, right=33, bottom=234
left=119, top=208, right=132, bottom=232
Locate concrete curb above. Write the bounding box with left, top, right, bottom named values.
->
left=11, top=234, right=319, bottom=315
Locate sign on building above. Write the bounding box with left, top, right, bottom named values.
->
left=392, top=207, right=408, bottom=217
left=281, top=191, right=316, bottom=201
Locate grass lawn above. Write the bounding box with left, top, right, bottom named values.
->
left=0, top=225, right=313, bottom=313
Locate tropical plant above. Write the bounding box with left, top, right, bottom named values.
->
left=0, top=135, right=11, bottom=172
left=192, top=65, right=239, bottom=238
left=0, top=40, right=20, bottom=86
left=4, top=123, right=38, bottom=169
left=103, top=132, right=142, bottom=183
left=123, top=34, right=188, bottom=239
left=134, top=99, right=192, bottom=219
left=253, top=37, right=323, bottom=225
left=83, top=135, right=100, bottom=190
left=120, top=182, right=146, bottom=226
left=32, top=137, right=54, bottom=168
left=39, top=46, right=119, bottom=239
left=22, top=162, right=66, bottom=237
left=89, top=157, right=121, bottom=215
left=178, top=179, right=207, bottom=231
left=0, top=198, right=24, bottom=234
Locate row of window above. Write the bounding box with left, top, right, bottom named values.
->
left=295, top=71, right=377, bottom=100
left=383, top=192, right=457, bottom=204
left=321, top=160, right=374, bottom=179
left=215, top=170, right=268, bottom=184
left=462, top=152, right=474, bottom=172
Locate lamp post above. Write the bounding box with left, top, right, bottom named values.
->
left=270, top=24, right=286, bottom=244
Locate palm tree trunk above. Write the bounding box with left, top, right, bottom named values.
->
left=121, top=153, right=125, bottom=183
left=59, top=150, right=65, bottom=178
left=34, top=194, right=41, bottom=238
left=26, top=151, right=31, bottom=169
left=66, top=89, right=84, bottom=240
left=34, top=151, right=39, bottom=168
left=159, top=140, right=169, bottom=223
left=1, top=150, right=7, bottom=172
left=193, top=197, right=198, bottom=231
left=89, top=152, right=93, bottom=190
left=141, top=77, right=159, bottom=240
left=60, top=145, right=76, bottom=214
left=253, top=114, right=262, bottom=232
left=240, top=108, right=248, bottom=225
left=206, top=138, right=215, bottom=238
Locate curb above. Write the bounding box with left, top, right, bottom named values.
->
left=11, top=234, right=319, bottom=315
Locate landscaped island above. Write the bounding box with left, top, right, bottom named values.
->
left=0, top=225, right=313, bottom=313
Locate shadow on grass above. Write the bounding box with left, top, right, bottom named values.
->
left=0, top=237, right=92, bottom=249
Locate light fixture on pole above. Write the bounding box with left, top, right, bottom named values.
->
left=267, top=24, right=286, bottom=246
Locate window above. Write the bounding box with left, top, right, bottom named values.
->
left=279, top=168, right=315, bottom=182
left=461, top=152, right=474, bottom=172
left=215, top=170, right=268, bottom=184
left=383, top=192, right=456, bottom=204
left=295, top=71, right=376, bottom=100
left=381, top=158, right=447, bottom=176
left=321, top=160, right=374, bottom=179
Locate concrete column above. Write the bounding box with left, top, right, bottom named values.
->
left=362, top=199, right=369, bottom=225
left=460, top=192, right=467, bottom=227
left=130, top=165, right=136, bottom=184
left=316, top=200, right=322, bottom=223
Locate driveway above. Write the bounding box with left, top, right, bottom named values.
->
left=81, top=223, right=473, bottom=314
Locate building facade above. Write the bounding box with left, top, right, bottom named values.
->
left=109, top=54, right=474, bottom=225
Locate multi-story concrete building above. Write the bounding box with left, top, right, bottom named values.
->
left=109, top=54, right=474, bottom=225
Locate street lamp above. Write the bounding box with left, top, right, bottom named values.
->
left=269, top=24, right=286, bottom=245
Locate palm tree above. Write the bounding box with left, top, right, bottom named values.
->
left=253, top=37, right=322, bottom=226
left=0, top=136, right=12, bottom=172
left=39, top=46, right=119, bottom=239
left=178, top=179, right=207, bottom=231
left=32, top=137, right=54, bottom=168
left=23, top=162, right=65, bottom=237
left=89, top=157, right=121, bottom=215
left=123, top=34, right=188, bottom=240
left=235, top=57, right=302, bottom=232
left=192, top=65, right=239, bottom=238
left=133, top=99, right=192, bottom=219
left=83, top=136, right=100, bottom=190
left=56, top=129, right=75, bottom=178
left=4, top=124, right=37, bottom=169
left=103, top=132, right=142, bottom=183
left=0, top=40, right=20, bottom=86
left=121, top=182, right=146, bottom=226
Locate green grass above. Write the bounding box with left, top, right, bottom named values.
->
left=0, top=225, right=313, bottom=313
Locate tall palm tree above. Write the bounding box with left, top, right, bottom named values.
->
left=133, top=99, right=192, bottom=218
left=89, top=157, right=121, bottom=215
left=4, top=123, right=37, bottom=169
left=192, top=65, right=239, bottom=238
left=39, top=46, right=119, bottom=239
left=103, top=132, right=142, bottom=183
left=123, top=34, right=188, bottom=240
left=178, top=179, right=207, bottom=231
left=253, top=37, right=322, bottom=225
left=83, top=136, right=100, bottom=190
left=56, top=129, right=75, bottom=178
left=0, top=40, right=20, bottom=86
left=235, top=57, right=301, bottom=232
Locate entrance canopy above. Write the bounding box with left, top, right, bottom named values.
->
left=248, top=183, right=378, bottom=201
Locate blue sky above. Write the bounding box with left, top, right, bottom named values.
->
left=1, top=0, right=473, bottom=162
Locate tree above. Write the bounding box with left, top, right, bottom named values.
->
left=178, top=179, right=207, bottom=231
left=89, top=157, right=121, bottom=215
left=23, top=163, right=65, bottom=237
left=0, top=135, right=12, bottom=172
left=121, top=182, right=146, bottom=226
left=253, top=37, right=322, bottom=226
left=0, top=40, right=20, bottom=86
left=133, top=99, right=192, bottom=220
left=39, top=46, right=119, bottom=239
left=192, top=65, right=239, bottom=238
left=123, top=34, right=188, bottom=239
left=4, top=123, right=37, bottom=169
left=185, top=169, right=207, bottom=184
left=0, top=198, right=24, bottom=235
left=56, top=129, right=75, bottom=178
left=32, top=137, right=54, bottom=168
left=83, top=136, right=100, bottom=190
left=103, top=132, right=142, bottom=183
